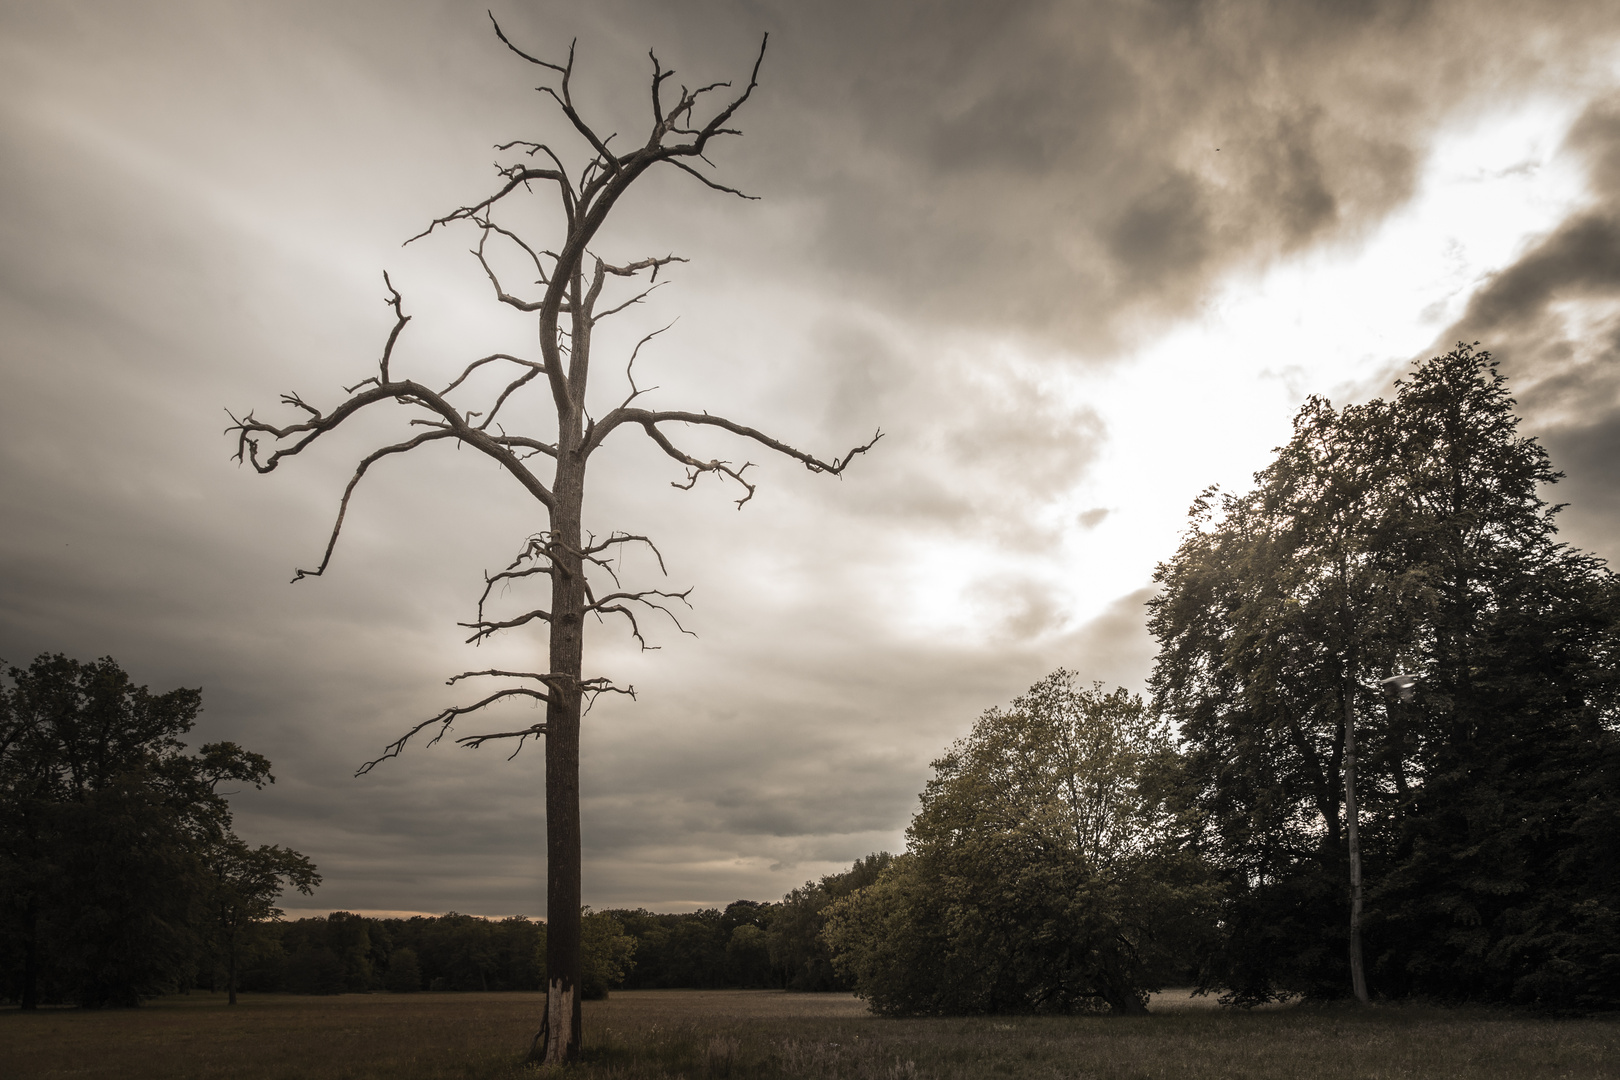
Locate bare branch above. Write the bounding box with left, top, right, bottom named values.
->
left=582, top=532, right=670, bottom=576
left=587, top=586, right=693, bottom=614
left=379, top=272, right=410, bottom=383
left=581, top=677, right=636, bottom=718
left=498, top=140, right=573, bottom=200
left=590, top=591, right=695, bottom=650
left=513, top=34, right=623, bottom=183
left=581, top=405, right=881, bottom=507
left=461, top=607, right=553, bottom=644
left=698, top=34, right=768, bottom=147
left=488, top=11, right=567, bottom=74
left=355, top=685, right=550, bottom=776
left=648, top=50, right=674, bottom=127
left=292, top=429, right=461, bottom=582
left=642, top=422, right=759, bottom=506
left=457, top=724, right=550, bottom=758
left=230, top=336, right=560, bottom=516
left=668, top=158, right=758, bottom=200
left=599, top=254, right=687, bottom=280
left=475, top=215, right=554, bottom=286
left=406, top=166, right=570, bottom=244
left=491, top=433, right=559, bottom=458
left=439, top=352, right=545, bottom=397
left=447, top=669, right=555, bottom=686
left=617, top=323, right=672, bottom=409
left=473, top=228, right=547, bottom=312
left=474, top=534, right=558, bottom=621
left=477, top=564, right=552, bottom=622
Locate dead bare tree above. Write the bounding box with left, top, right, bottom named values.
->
left=227, top=18, right=877, bottom=1065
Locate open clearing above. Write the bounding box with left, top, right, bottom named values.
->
left=2, top=988, right=1615, bottom=1079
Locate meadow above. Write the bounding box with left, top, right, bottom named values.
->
left=2, top=988, right=1615, bottom=1080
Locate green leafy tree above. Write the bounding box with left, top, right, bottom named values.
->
left=1150, top=394, right=1411, bottom=1002
left=826, top=672, right=1219, bottom=1016
left=579, top=909, right=636, bottom=999
left=0, top=654, right=280, bottom=1007
left=384, top=946, right=422, bottom=993
left=767, top=854, right=893, bottom=991
left=1151, top=345, right=1620, bottom=1007
left=205, top=839, right=319, bottom=1004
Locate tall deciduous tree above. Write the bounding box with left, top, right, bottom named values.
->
left=1150, top=345, right=1620, bottom=1007
left=205, top=838, right=319, bottom=1005
left=227, top=18, right=876, bottom=1062
left=825, top=672, right=1218, bottom=1016
left=0, top=654, right=302, bottom=1008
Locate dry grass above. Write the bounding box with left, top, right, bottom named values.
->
left=2, top=988, right=1615, bottom=1079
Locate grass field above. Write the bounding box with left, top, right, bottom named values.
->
left=2, top=988, right=1616, bottom=1079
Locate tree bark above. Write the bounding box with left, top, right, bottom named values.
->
left=20, top=894, right=38, bottom=1011
left=1343, top=681, right=1369, bottom=1004
left=539, top=455, right=586, bottom=1064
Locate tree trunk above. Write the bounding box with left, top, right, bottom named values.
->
left=228, top=925, right=238, bottom=1006
left=20, top=894, right=39, bottom=1011
left=537, top=455, right=586, bottom=1065
left=1343, top=681, right=1369, bottom=1004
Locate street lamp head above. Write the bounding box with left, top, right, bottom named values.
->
left=1381, top=673, right=1420, bottom=702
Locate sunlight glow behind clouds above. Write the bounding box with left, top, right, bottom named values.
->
left=1023, top=96, right=1602, bottom=643
left=863, top=92, right=1599, bottom=667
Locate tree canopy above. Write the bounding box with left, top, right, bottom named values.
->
left=0, top=654, right=317, bottom=1007
left=1149, top=344, right=1620, bottom=1008
left=825, top=672, right=1218, bottom=1015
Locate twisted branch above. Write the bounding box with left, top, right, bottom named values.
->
left=355, top=686, right=551, bottom=776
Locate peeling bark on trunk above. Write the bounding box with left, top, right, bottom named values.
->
left=537, top=462, right=585, bottom=1064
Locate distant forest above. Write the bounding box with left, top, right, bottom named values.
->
left=0, top=650, right=892, bottom=1007
left=222, top=855, right=895, bottom=998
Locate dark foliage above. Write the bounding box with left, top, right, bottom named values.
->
left=824, top=675, right=1219, bottom=1016
left=1150, top=345, right=1620, bottom=1009
left=603, top=859, right=891, bottom=993
left=0, top=654, right=314, bottom=1008
left=238, top=909, right=639, bottom=997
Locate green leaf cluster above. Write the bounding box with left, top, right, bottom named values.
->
left=825, top=672, right=1221, bottom=1015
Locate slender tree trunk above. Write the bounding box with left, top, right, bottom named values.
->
left=20, top=894, right=39, bottom=1011
left=1343, top=681, right=1369, bottom=1003
left=537, top=453, right=586, bottom=1065
left=228, top=925, right=238, bottom=1006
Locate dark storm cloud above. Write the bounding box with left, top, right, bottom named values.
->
left=1435, top=93, right=1620, bottom=561
left=682, top=0, right=1620, bottom=350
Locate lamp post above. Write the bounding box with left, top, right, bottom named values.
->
left=1344, top=672, right=1421, bottom=1004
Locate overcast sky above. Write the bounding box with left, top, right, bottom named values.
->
left=4, top=0, right=1620, bottom=918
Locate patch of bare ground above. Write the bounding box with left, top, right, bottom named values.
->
left=1, top=988, right=1614, bottom=1079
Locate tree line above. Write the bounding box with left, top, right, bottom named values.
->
left=224, top=855, right=892, bottom=998
left=0, top=649, right=888, bottom=1007
left=824, top=345, right=1620, bottom=1015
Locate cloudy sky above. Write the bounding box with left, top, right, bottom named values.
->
left=5, top=0, right=1620, bottom=918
